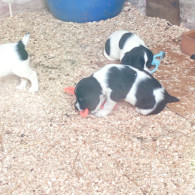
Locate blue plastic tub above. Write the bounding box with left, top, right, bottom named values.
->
left=46, top=0, right=125, bottom=23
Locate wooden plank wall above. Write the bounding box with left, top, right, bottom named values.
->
left=0, top=0, right=46, bottom=18
left=128, top=0, right=194, bottom=29
left=179, top=0, right=195, bottom=29
left=126, top=0, right=146, bottom=14
left=146, top=0, right=180, bottom=25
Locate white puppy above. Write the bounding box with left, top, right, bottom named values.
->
left=104, top=30, right=153, bottom=71
left=0, top=33, right=38, bottom=92
left=75, top=64, right=179, bottom=117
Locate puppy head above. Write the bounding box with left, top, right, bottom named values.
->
left=121, top=50, right=144, bottom=70
left=75, top=76, right=102, bottom=112
left=121, top=46, right=153, bottom=71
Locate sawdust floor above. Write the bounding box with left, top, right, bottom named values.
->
left=0, top=2, right=194, bottom=194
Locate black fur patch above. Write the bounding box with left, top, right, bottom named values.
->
left=119, top=32, right=133, bottom=49
left=150, top=91, right=179, bottom=115
left=75, top=76, right=102, bottom=111
left=108, top=66, right=137, bottom=102
left=16, top=41, right=28, bottom=60
left=190, top=54, right=195, bottom=60
left=121, top=45, right=153, bottom=70
left=105, top=38, right=111, bottom=56
left=149, top=98, right=166, bottom=115
left=135, top=78, right=162, bottom=109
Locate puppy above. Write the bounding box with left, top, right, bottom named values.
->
left=0, top=33, right=38, bottom=92
left=104, top=30, right=153, bottom=71
left=75, top=64, right=179, bottom=117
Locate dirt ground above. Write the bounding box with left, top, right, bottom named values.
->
left=0, top=2, right=194, bottom=194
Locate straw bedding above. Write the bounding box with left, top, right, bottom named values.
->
left=0, top=2, right=194, bottom=194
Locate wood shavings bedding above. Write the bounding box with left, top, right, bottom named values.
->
left=0, top=2, right=194, bottom=194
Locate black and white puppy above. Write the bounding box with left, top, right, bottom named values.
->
left=75, top=64, right=179, bottom=117
left=104, top=30, right=153, bottom=71
left=0, top=33, right=38, bottom=92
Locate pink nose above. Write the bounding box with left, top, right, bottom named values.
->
left=80, top=108, right=89, bottom=118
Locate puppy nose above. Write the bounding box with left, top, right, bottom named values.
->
left=74, top=102, right=79, bottom=111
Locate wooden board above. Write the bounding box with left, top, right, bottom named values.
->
left=146, top=0, right=180, bottom=25
left=0, top=0, right=46, bottom=18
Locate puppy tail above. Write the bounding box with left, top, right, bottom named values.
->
left=21, top=33, right=30, bottom=46
left=165, top=91, right=180, bottom=103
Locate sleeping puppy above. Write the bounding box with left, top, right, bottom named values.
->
left=104, top=30, right=153, bottom=71
left=0, top=33, right=38, bottom=92
left=75, top=64, right=179, bottom=117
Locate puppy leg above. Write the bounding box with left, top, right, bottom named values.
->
left=95, top=98, right=117, bottom=117
left=28, top=70, right=39, bottom=92
left=16, top=78, right=28, bottom=90
left=13, top=65, right=39, bottom=92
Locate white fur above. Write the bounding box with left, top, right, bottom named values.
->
left=104, top=30, right=146, bottom=61
left=93, top=64, right=165, bottom=117
left=95, top=97, right=116, bottom=117
left=91, top=94, right=107, bottom=114
left=125, top=68, right=150, bottom=106
left=0, top=34, right=38, bottom=92
left=135, top=88, right=165, bottom=115
left=143, top=52, right=149, bottom=72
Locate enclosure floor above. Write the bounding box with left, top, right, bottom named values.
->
left=0, top=2, right=194, bottom=194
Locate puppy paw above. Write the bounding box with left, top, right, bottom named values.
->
left=95, top=110, right=109, bottom=117
left=29, top=86, right=39, bottom=93
left=16, top=78, right=28, bottom=91
left=16, top=85, right=26, bottom=91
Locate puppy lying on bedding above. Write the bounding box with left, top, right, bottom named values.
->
left=75, top=64, right=179, bottom=117
left=104, top=30, right=153, bottom=71
left=0, top=33, right=38, bottom=92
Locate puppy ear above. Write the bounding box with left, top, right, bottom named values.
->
left=144, top=48, right=154, bottom=69
left=121, top=52, right=132, bottom=65
left=121, top=51, right=144, bottom=70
